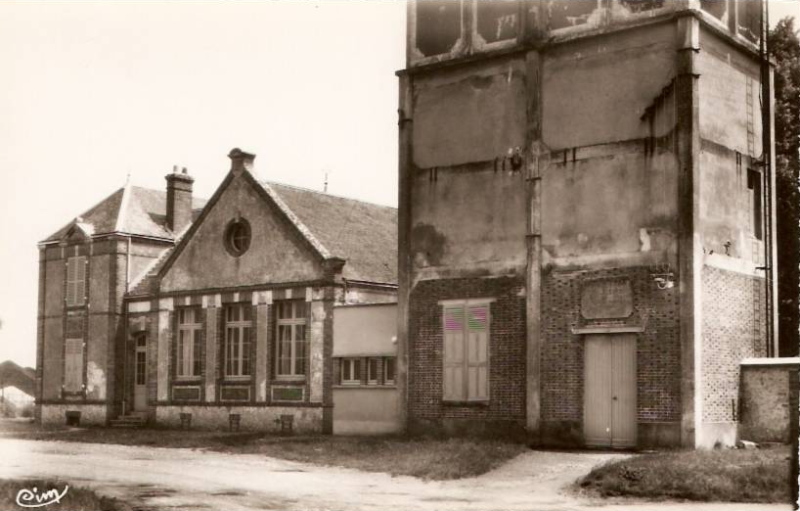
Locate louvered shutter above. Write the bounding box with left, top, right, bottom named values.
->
left=75, top=256, right=86, bottom=305
left=466, top=305, right=489, bottom=401
left=443, top=306, right=465, bottom=401
left=66, top=256, right=86, bottom=306
left=64, top=338, right=84, bottom=392
left=65, top=258, right=76, bottom=305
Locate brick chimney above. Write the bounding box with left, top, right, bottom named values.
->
left=165, top=165, right=194, bottom=233
left=228, top=148, right=256, bottom=175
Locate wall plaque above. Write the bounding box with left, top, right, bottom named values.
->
left=580, top=279, right=633, bottom=320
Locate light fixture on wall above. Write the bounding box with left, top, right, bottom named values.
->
left=650, top=263, right=675, bottom=290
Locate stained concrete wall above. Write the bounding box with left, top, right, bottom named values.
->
left=542, top=23, right=676, bottom=150
left=161, top=173, right=324, bottom=292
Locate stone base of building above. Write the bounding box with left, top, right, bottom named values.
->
left=638, top=421, right=682, bottom=448
left=696, top=422, right=738, bottom=449
left=154, top=405, right=324, bottom=433
left=538, top=420, right=583, bottom=447
left=39, top=404, right=108, bottom=427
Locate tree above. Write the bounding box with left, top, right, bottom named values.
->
left=771, top=17, right=800, bottom=357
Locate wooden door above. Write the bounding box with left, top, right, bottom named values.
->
left=584, top=334, right=637, bottom=448
left=133, top=335, right=148, bottom=411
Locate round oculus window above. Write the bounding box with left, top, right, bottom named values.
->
left=225, top=218, right=251, bottom=256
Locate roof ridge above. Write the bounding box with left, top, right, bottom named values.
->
left=265, top=180, right=396, bottom=210
left=114, top=183, right=133, bottom=233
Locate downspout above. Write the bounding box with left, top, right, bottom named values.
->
left=121, top=236, right=131, bottom=416
left=760, top=0, right=777, bottom=356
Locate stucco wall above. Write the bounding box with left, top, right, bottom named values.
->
left=333, top=388, right=400, bottom=435
left=161, top=173, right=324, bottom=292
left=333, top=304, right=397, bottom=357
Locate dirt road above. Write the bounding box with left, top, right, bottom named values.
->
left=0, top=438, right=790, bottom=511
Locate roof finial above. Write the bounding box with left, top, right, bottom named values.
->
left=324, top=171, right=329, bottom=193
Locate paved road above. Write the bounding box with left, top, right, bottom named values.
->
left=0, top=438, right=791, bottom=511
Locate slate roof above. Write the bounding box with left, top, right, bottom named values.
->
left=42, top=186, right=208, bottom=243
left=264, top=182, right=397, bottom=284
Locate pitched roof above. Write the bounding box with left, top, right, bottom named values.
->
left=130, top=177, right=398, bottom=297
left=263, top=182, right=397, bottom=284
left=42, top=185, right=208, bottom=243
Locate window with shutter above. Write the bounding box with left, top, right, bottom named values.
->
left=64, top=338, right=84, bottom=392
left=64, top=313, right=85, bottom=393
left=66, top=256, right=87, bottom=306
left=443, top=306, right=465, bottom=401
left=442, top=300, right=491, bottom=402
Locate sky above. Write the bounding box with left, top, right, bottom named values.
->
left=0, top=1, right=797, bottom=369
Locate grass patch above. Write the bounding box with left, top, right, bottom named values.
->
left=0, top=478, right=129, bottom=511
left=1, top=420, right=525, bottom=481
left=217, top=435, right=526, bottom=480
left=577, top=445, right=791, bottom=503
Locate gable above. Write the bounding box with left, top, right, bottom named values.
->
left=160, top=172, right=325, bottom=293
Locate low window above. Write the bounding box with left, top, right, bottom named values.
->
left=367, top=358, right=380, bottom=385
left=341, top=358, right=361, bottom=385
left=384, top=357, right=396, bottom=386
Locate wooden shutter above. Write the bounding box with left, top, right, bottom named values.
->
left=66, top=256, right=86, bottom=306
left=64, top=338, right=84, bottom=392
left=65, top=258, right=76, bottom=305
left=442, top=306, right=465, bottom=401
left=466, top=305, right=489, bottom=401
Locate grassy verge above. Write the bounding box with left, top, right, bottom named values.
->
left=0, top=479, right=129, bottom=511
left=577, top=445, right=791, bottom=503
left=1, top=421, right=525, bottom=481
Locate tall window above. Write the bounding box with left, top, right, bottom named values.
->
left=176, top=308, right=203, bottom=378
left=224, top=304, right=252, bottom=377
left=442, top=301, right=490, bottom=402
left=747, top=169, right=763, bottom=241
left=65, top=256, right=87, bottom=306
left=276, top=301, right=307, bottom=378
left=64, top=313, right=85, bottom=392
left=135, top=334, right=147, bottom=386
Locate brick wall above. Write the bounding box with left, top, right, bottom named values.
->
left=408, top=275, right=526, bottom=431
left=702, top=265, right=766, bottom=423
left=541, top=266, right=681, bottom=424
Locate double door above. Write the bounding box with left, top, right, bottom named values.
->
left=583, top=334, right=637, bottom=448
